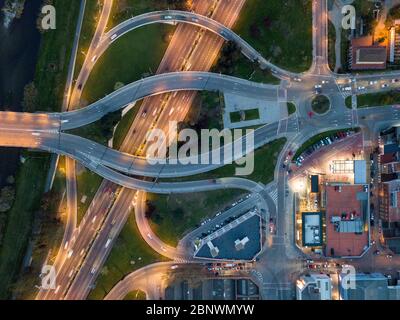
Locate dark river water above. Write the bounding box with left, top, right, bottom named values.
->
left=0, top=0, right=42, bottom=187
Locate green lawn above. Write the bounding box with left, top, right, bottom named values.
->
left=149, top=138, right=287, bottom=246
left=34, top=0, right=81, bottom=112
left=345, top=96, right=352, bottom=109
left=76, top=168, right=103, bottom=224
left=164, top=138, right=287, bottom=184
left=233, top=58, right=281, bottom=84
left=0, top=153, right=50, bottom=298
left=87, top=209, right=164, bottom=300
left=328, top=21, right=336, bottom=72
left=147, top=190, right=246, bottom=247
left=106, top=0, right=184, bottom=30
left=81, top=24, right=174, bottom=105
left=124, top=290, right=147, bottom=300
left=234, top=0, right=312, bottom=72
left=287, top=102, right=297, bottom=115
left=340, top=28, right=350, bottom=73
left=312, top=95, right=331, bottom=114
left=112, top=103, right=141, bottom=150
left=230, top=109, right=260, bottom=123
left=356, top=91, right=400, bottom=108
left=74, top=0, right=101, bottom=78
left=196, top=92, right=224, bottom=131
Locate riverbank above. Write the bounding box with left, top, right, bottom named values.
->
left=0, top=0, right=81, bottom=298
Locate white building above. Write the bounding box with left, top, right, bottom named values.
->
left=296, top=274, right=332, bottom=300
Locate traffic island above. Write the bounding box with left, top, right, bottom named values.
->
left=312, top=95, right=331, bottom=115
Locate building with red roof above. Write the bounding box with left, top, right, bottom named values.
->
left=350, top=36, right=387, bottom=70
left=325, top=184, right=369, bottom=257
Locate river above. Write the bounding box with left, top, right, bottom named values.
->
left=0, top=0, right=42, bottom=187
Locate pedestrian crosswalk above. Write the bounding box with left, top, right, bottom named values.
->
left=269, top=188, right=278, bottom=207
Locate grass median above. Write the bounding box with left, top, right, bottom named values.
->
left=81, top=24, right=174, bottom=104
left=355, top=91, right=400, bottom=108
left=74, top=0, right=102, bottom=78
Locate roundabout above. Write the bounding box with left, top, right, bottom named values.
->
left=311, top=94, right=331, bottom=115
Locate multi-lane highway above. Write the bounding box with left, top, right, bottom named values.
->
left=2, top=0, right=399, bottom=300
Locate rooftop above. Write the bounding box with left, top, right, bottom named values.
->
left=350, top=36, right=387, bottom=70
left=339, top=273, right=394, bottom=300
left=325, top=185, right=369, bottom=257
left=195, top=214, right=262, bottom=261
left=302, top=212, right=322, bottom=247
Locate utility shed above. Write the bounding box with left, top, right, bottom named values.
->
left=311, top=175, right=319, bottom=193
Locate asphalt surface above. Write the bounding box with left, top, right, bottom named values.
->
left=2, top=0, right=400, bottom=300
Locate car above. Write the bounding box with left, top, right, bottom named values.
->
left=382, top=83, right=389, bottom=88
left=387, top=254, right=393, bottom=259
left=142, top=110, right=147, bottom=118
left=110, top=33, right=117, bottom=41
left=104, top=238, right=112, bottom=249
left=373, top=250, right=380, bottom=255
left=391, top=79, right=399, bottom=83
left=269, top=220, right=276, bottom=234
left=78, top=83, right=82, bottom=90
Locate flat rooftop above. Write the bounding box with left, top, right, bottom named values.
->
left=302, top=212, right=322, bottom=247
left=195, top=214, right=261, bottom=261
left=325, top=185, right=369, bottom=257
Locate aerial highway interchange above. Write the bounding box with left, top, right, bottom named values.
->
left=1, top=0, right=400, bottom=303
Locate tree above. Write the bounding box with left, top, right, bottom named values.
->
left=263, top=16, right=271, bottom=29
left=249, top=23, right=261, bottom=39
left=166, top=0, right=188, bottom=10
left=22, top=82, right=38, bottom=112
left=145, top=200, right=156, bottom=219
left=0, top=186, right=16, bottom=213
